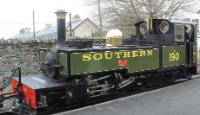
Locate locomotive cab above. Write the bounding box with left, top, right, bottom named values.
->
left=135, top=19, right=197, bottom=45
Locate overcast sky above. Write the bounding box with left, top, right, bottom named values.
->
left=0, top=0, right=93, bottom=38
left=0, top=0, right=199, bottom=39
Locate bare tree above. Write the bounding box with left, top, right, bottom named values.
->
left=88, top=0, right=197, bottom=38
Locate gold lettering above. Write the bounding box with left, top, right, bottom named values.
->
left=82, top=54, right=92, bottom=61
left=175, top=52, right=179, bottom=61
left=93, top=53, right=103, bottom=60
left=105, top=52, right=113, bottom=60
left=123, top=52, right=131, bottom=58
left=115, top=52, right=123, bottom=58
left=171, top=53, right=175, bottom=61
left=146, top=50, right=153, bottom=56
left=139, top=51, right=146, bottom=56
left=132, top=51, right=139, bottom=57
left=82, top=49, right=155, bottom=61
left=169, top=51, right=180, bottom=62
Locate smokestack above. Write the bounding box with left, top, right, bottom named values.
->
left=55, top=10, right=67, bottom=48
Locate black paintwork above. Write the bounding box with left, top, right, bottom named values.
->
left=67, top=52, right=71, bottom=79
left=57, top=18, right=66, bottom=48
left=13, top=74, right=68, bottom=90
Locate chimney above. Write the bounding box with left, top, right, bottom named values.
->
left=73, top=15, right=81, bottom=22
left=55, top=10, right=67, bottom=48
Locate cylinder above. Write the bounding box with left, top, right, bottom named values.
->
left=55, top=10, right=67, bottom=48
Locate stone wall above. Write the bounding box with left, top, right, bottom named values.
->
left=0, top=39, right=56, bottom=78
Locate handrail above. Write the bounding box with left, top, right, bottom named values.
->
left=0, top=64, right=21, bottom=92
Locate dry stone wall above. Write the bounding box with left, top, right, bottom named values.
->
left=0, top=39, right=55, bottom=78
left=0, top=39, right=56, bottom=110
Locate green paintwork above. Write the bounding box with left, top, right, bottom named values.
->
left=163, top=45, right=186, bottom=67
left=39, top=51, right=46, bottom=70
left=39, top=50, right=68, bottom=75
left=193, top=44, right=197, bottom=63
left=193, top=24, right=197, bottom=63
left=58, top=53, right=68, bottom=75
left=70, top=48, right=159, bottom=75
left=194, top=24, right=198, bottom=42
left=127, top=48, right=159, bottom=72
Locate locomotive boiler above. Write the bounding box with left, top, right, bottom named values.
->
left=1, top=10, right=198, bottom=114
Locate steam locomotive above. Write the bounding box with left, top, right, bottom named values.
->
left=2, top=10, right=198, bottom=114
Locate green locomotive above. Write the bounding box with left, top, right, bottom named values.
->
left=9, top=10, right=197, bottom=114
